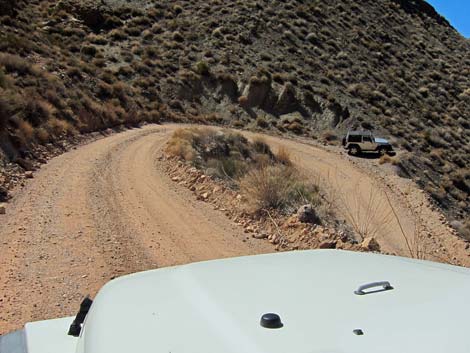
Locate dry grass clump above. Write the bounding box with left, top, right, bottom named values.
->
left=275, top=146, right=293, bottom=166
left=378, top=154, right=398, bottom=165
left=166, top=129, right=198, bottom=161
left=0, top=67, right=7, bottom=88
left=17, top=119, right=34, bottom=141
left=23, top=97, right=55, bottom=125
left=0, top=93, right=13, bottom=129
left=193, top=60, right=210, bottom=75
left=256, top=116, right=269, bottom=128
left=321, top=130, right=338, bottom=143
left=35, top=127, right=50, bottom=144
left=46, top=117, right=76, bottom=137
left=238, top=95, right=248, bottom=107
left=0, top=53, right=39, bottom=76
left=241, top=165, right=320, bottom=213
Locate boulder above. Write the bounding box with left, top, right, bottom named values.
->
left=16, top=158, right=34, bottom=171
left=360, top=237, right=381, bottom=252
left=450, top=220, right=463, bottom=232
left=244, top=227, right=253, bottom=234
left=253, top=233, right=268, bottom=239
left=297, top=204, right=320, bottom=224
left=25, top=171, right=34, bottom=179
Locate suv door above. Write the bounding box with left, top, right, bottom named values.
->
left=361, top=136, right=375, bottom=151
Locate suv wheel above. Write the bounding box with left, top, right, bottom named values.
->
left=348, top=145, right=360, bottom=156
left=378, top=147, right=387, bottom=156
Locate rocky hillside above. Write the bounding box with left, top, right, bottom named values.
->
left=0, top=0, right=469, bottom=234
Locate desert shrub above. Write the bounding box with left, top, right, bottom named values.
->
left=0, top=33, right=36, bottom=53
left=66, top=66, right=81, bottom=79
left=81, top=45, right=97, bottom=56
left=22, top=97, right=54, bottom=126
left=273, top=73, right=287, bottom=84
left=424, top=130, right=447, bottom=148
left=46, top=117, right=75, bottom=137
left=206, top=157, right=248, bottom=179
left=241, top=164, right=320, bottom=213
left=172, top=31, right=184, bottom=42
left=117, top=65, right=134, bottom=77
left=144, top=45, right=159, bottom=59
left=205, top=113, right=223, bottom=123
left=256, top=116, right=269, bottom=128
left=104, top=15, right=123, bottom=29
left=286, top=121, right=303, bottom=134
left=0, top=93, right=15, bottom=129
left=232, top=120, right=245, bottom=128
left=0, top=66, right=6, bottom=88
left=276, top=146, right=292, bottom=166
left=238, top=95, right=248, bottom=106
left=110, top=29, right=127, bottom=40
left=321, top=130, right=338, bottom=143
left=166, top=134, right=197, bottom=161
left=17, top=119, right=34, bottom=141
left=35, top=127, right=50, bottom=144
left=252, top=137, right=272, bottom=156
left=193, top=60, right=210, bottom=75
left=0, top=53, right=38, bottom=76
left=172, top=4, right=183, bottom=14
left=88, top=34, right=108, bottom=45
left=378, top=154, right=398, bottom=165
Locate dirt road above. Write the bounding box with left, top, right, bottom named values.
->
left=0, top=124, right=466, bottom=334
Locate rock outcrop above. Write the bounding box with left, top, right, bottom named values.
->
left=297, top=204, right=320, bottom=224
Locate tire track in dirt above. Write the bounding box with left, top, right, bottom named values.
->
left=0, top=125, right=272, bottom=334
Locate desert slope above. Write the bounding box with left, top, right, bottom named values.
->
left=1, top=0, right=469, bottom=229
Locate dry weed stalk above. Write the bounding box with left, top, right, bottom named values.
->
left=383, top=187, right=451, bottom=263
left=320, top=169, right=436, bottom=260
left=263, top=209, right=287, bottom=247
left=323, top=171, right=394, bottom=242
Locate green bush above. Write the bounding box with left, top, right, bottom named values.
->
left=193, top=60, right=210, bottom=75
left=81, top=45, right=97, bottom=56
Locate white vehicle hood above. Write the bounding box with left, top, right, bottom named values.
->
left=72, top=250, right=470, bottom=353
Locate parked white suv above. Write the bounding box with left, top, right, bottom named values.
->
left=342, top=130, right=394, bottom=156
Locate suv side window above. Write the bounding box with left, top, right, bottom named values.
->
left=363, top=136, right=372, bottom=142
left=349, top=135, right=361, bottom=143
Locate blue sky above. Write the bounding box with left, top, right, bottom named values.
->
left=427, top=0, right=470, bottom=38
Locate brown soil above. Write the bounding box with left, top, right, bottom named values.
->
left=0, top=124, right=468, bottom=334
